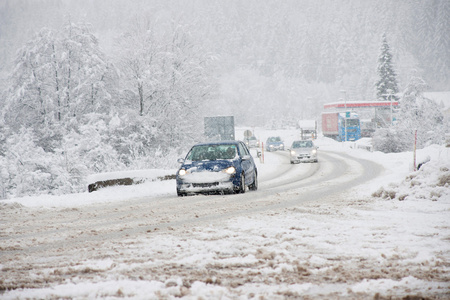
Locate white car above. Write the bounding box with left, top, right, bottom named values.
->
left=245, top=136, right=259, bottom=148
left=289, top=140, right=318, bottom=163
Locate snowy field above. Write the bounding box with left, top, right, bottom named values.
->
left=1, top=128, right=449, bottom=299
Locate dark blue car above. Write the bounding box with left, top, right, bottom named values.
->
left=265, top=136, right=284, bottom=151
left=176, top=141, right=258, bottom=196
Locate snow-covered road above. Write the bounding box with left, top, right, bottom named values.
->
left=1, top=150, right=378, bottom=256
left=1, top=135, right=449, bottom=299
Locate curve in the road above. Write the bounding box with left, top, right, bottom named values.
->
left=1, top=150, right=383, bottom=255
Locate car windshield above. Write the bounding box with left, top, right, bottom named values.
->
left=268, top=137, right=281, bottom=142
left=186, top=144, right=237, bottom=161
left=292, top=141, right=313, bottom=148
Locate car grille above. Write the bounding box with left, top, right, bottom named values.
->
left=192, top=182, right=219, bottom=188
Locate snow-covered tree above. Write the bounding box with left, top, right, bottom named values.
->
left=115, top=17, right=161, bottom=117
left=3, top=127, right=58, bottom=196
left=115, top=17, right=213, bottom=151
left=58, top=22, right=117, bottom=120
left=4, top=28, right=58, bottom=130
left=397, top=75, right=445, bottom=147
left=1, top=21, right=122, bottom=197
left=4, top=22, right=116, bottom=133
left=151, top=22, right=213, bottom=149
left=373, top=75, right=445, bottom=153
left=375, top=33, right=399, bottom=101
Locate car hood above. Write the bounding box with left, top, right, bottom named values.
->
left=182, top=159, right=234, bottom=172
left=179, top=159, right=235, bottom=184
left=292, top=147, right=314, bottom=154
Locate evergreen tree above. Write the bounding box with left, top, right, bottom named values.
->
left=375, top=33, right=399, bottom=101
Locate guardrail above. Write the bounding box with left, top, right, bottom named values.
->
left=87, top=173, right=176, bottom=192
left=356, top=144, right=373, bottom=152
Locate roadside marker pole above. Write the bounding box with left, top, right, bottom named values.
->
left=413, top=129, right=417, bottom=171
left=261, top=142, right=264, bottom=164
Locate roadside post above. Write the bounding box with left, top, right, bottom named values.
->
left=413, top=129, right=418, bottom=171
left=261, top=142, right=264, bottom=163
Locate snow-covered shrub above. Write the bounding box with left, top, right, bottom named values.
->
left=372, top=127, right=412, bottom=153
left=371, top=186, right=397, bottom=199
left=4, top=128, right=62, bottom=197
left=372, top=158, right=450, bottom=202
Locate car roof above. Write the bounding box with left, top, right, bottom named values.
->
left=192, top=140, right=242, bottom=147
left=292, top=140, right=314, bottom=147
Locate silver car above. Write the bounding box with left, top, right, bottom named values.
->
left=245, top=136, right=259, bottom=148
left=289, top=140, right=318, bottom=163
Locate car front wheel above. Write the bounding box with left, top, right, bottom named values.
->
left=249, top=172, right=258, bottom=191
left=236, top=173, right=245, bottom=194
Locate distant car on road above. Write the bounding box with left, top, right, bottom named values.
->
left=245, top=136, right=259, bottom=148
left=266, top=136, right=284, bottom=151
left=289, top=140, right=318, bottom=163
left=176, top=141, right=258, bottom=196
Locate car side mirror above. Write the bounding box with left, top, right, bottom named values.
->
left=242, top=155, right=251, bottom=161
left=177, top=158, right=185, bottom=164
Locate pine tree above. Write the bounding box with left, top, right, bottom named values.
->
left=375, top=33, right=399, bottom=101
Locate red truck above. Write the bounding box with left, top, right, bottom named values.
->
left=322, top=112, right=339, bottom=138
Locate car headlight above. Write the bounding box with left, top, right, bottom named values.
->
left=311, top=149, right=317, bottom=155
left=290, top=150, right=296, bottom=156
left=224, top=166, right=236, bottom=175
left=178, top=169, right=187, bottom=176
left=280, top=143, right=284, bottom=147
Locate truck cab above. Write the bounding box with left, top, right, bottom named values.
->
left=338, top=112, right=361, bottom=141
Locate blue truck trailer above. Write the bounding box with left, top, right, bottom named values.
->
left=322, top=112, right=361, bottom=141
